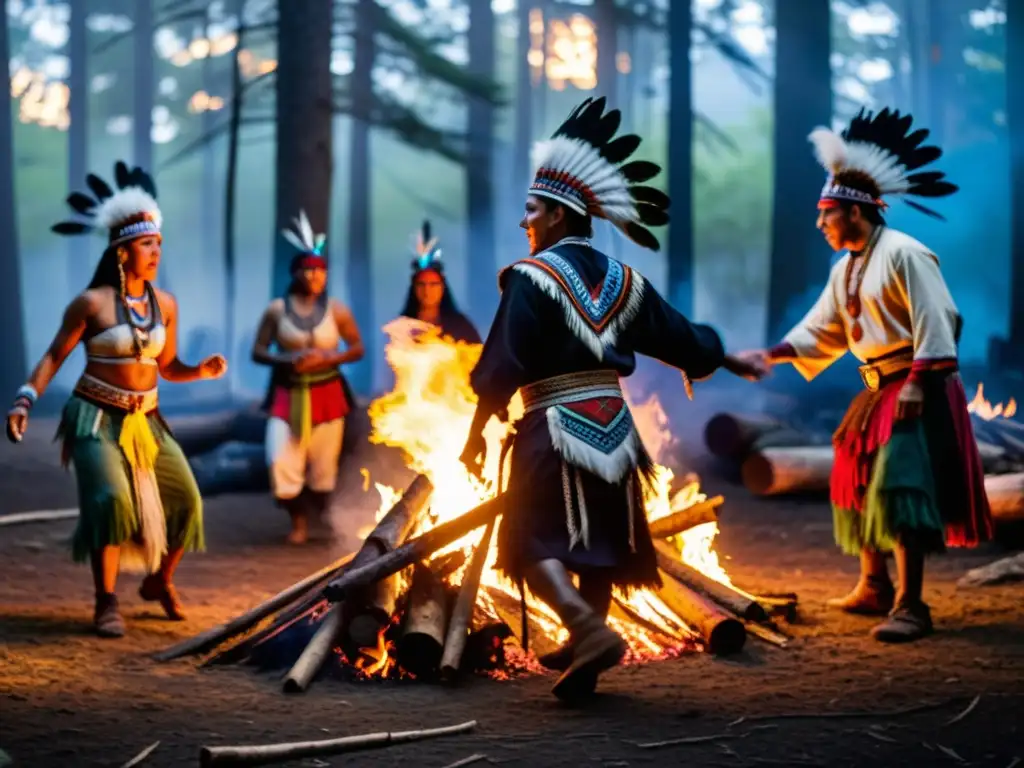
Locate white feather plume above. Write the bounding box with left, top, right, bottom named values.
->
left=808, top=127, right=848, bottom=174
left=281, top=209, right=325, bottom=253
left=529, top=136, right=639, bottom=225
left=92, top=186, right=162, bottom=231
left=808, top=126, right=910, bottom=195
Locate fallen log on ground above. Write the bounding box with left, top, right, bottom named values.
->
left=704, top=412, right=819, bottom=459
left=345, top=473, right=434, bottom=650
left=440, top=521, right=496, bottom=680
left=169, top=409, right=267, bottom=457
left=986, top=472, right=1024, bottom=522
left=199, top=720, right=478, bottom=767
left=154, top=552, right=355, bottom=662
left=957, top=552, right=1024, bottom=587
left=396, top=562, right=451, bottom=678
left=647, top=496, right=723, bottom=539
left=741, top=446, right=834, bottom=496
left=282, top=605, right=344, bottom=693
left=189, top=442, right=269, bottom=497
left=653, top=540, right=767, bottom=622
left=655, top=569, right=745, bottom=655
left=324, top=495, right=504, bottom=603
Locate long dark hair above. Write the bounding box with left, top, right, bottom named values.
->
left=86, top=245, right=121, bottom=290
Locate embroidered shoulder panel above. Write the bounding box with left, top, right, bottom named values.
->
left=504, top=250, right=646, bottom=361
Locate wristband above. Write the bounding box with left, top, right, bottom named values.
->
left=15, top=384, right=38, bottom=405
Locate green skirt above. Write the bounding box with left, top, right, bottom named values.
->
left=832, top=418, right=946, bottom=556
left=57, top=396, right=205, bottom=569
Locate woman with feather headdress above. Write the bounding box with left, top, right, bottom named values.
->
left=398, top=220, right=481, bottom=344
left=457, top=97, right=766, bottom=701
left=251, top=211, right=365, bottom=545
left=742, top=108, right=993, bottom=643
left=4, top=161, right=227, bottom=638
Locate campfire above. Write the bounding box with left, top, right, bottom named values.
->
left=156, top=319, right=794, bottom=691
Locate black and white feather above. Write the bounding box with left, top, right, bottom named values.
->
left=530, top=96, right=670, bottom=251
left=281, top=209, right=326, bottom=255
left=808, top=107, right=958, bottom=219
left=52, top=161, right=161, bottom=236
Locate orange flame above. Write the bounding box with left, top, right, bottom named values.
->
left=359, top=318, right=730, bottom=660
left=967, top=383, right=1017, bottom=421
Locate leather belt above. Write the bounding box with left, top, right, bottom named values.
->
left=74, top=374, right=158, bottom=413
left=857, top=353, right=913, bottom=392
left=519, top=370, right=623, bottom=414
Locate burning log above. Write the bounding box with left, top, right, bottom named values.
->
left=647, top=496, right=724, bottom=539
left=655, top=569, right=745, bottom=655
left=986, top=472, right=1024, bottom=522
left=154, top=552, right=355, bottom=662
left=479, top=584, right=560, bottom=659
left=345, top=473, right=434, bottom=650
left=741, top=446, right=834, bottom=496
left=396, top=562, right=452, bottom=678
left=441, top=521, right=496, bottom=679
left=323, top=494, right=504, bottom=603
left=704, top=413, right=818, bottom=459
left=653, top=540, right=767, bottom=622
left=199, top=720, right=478, bottom=767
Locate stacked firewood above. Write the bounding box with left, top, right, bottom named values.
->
left=154, top=475, right=797, bottom=692
left=704, top=412, right=1024, bottom=523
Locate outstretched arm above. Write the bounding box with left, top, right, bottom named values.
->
left=629, top=282, right=727, bottom=380
left=157, top=293, right=226, bottom=383
left=7, top=292, right=94, bottom=442
left=767, top=265, right=849, bottom=380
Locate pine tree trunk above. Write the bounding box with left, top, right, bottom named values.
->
left=513, top=0, right=534, bottom=194
left=0, top=5, right=27, bottom=395
left=67, top=0, right=90, bottom=297
left=223, top=0, right=246, bottom=387
left=345, top=0, right=376, bottom=395
left=133, top=0, right=153, bottom=172
left=466, top=0, right=496, bottom=327
left=273, top=0, right=335, bottom=300
left=594, top=0, right=617, bottom=102
left=765, top=0, right=832, bottom=343
left=666, top=0, right=694, bottom=316
left=1006, top=0, right=1024, bottom=364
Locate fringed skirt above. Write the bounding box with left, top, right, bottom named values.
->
left=830, top=372, right=993, bottom=556
left=58, top=385, right=205, bottom=573
left=495, top=371, right=661, bottom=591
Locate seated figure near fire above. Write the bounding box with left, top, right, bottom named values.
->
left=398, top=220, right=481, bottom=345
left=5, top=162, right=226, bottom=638
left=252, top=212, right=365, bottom=545
left=459, top=97, right=767, bottom=700
left=742, top=108, right=993, bottom=642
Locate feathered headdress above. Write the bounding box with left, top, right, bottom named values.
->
left=529, top=96, right=670, bottom=250
left=809, top=107, right=958, bottom=220
left=411, top=220, right=443, bottom=273
left=52, top=160, right=162, bottom=246
left=281, top=210, right=327, bottom=269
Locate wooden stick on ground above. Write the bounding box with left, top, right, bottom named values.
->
left=647, top=496, right=723, bottom=539
left=198, top=719, right=479, bottom=767
left=653, top=540, right=767, bottom=622
left=440, top=520, right=496, bottom=680
left=154, top=553, right=354, bottom=662
left=656, top=569, right=745, bottom=655
left=120, top=741, right=160, bottom=768
left=0, top=508, right=78, bottom=527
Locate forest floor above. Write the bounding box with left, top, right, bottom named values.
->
left=1, top=416, right=1022, bottom=768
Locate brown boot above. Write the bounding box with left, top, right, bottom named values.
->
left=872, top=599, right=933, bottom=643
left=538, top=641, right=575, bottom=671
left=94, top=593, right=125, bottom=638
left=139, top=575, right=186, bottom=621
left=551, top=615, right=627, bottom=702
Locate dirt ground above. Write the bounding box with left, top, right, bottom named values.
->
left=1, top=417, right=1022, bottom=768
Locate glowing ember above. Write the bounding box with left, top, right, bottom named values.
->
left=360, top=318, right=732, bottom=662
left=967, top=383, right=1018, bottom=421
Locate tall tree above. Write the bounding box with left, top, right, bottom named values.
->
left=346, top=0, right=377, bottom=395
left=1006, top=0, right=1024, bottom=368
left=765, top=0, right=833, bottom=343
left=513, top=0, right=535, bottom=194
left=0, top=3, right=27, bottom=395
left=465, top=0, right=497, bottom=326
left=133, top=0, right=154, bottom=173
left=67, top=0, right=90, bottom=296
left=272, top=0, right=334, bottom=299
left=666, top=0, right=693, bottom=317
left=594, top=0, right=617, bottom=102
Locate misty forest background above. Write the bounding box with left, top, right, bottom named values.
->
left=0, top=0, right=1021, bottom=415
